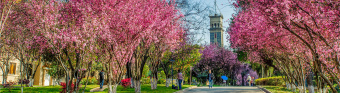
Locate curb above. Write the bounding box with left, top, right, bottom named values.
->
left=173, top=86, right=197, bottom=93
left=257, top=86, right=271, bottom=93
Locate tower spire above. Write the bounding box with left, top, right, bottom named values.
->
left=214, top=0, right=217, bottom=15
left=209, top=0, right=224, bottom=47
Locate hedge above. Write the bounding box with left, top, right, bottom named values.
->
left=255, top=76, right=286, bottom=87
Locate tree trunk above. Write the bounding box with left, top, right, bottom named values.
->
left=20, top=58, right=23, bottom=93
left=150, top=77, right=157, bottom=90
left=165, top=78, right=170, bottom=87
left=150, top=77, right=153, bottom=89
left=307, top=72, right=314, bottom=93
left=134, top=78, right=141, bottom=93
left=29, top=78, right=34, bottom=87
left=112, top=84, right=118, bottom=93
left=108, top=83, right=112, bottom=93
left=286, top=83, right=291, bottom=90
left=154, top=78, right=157, bottom=89
left=127, top=62, right=134, bottom=88
left=292, top=84, right=296, bottom=92
left=82, top=67, right=91, bottom=93
left=108, top=64, right=113, bottom=93
left=131, top=79, right=134, bottom=88
left=297, top=86, right=304, bottom=93
left=65, top=72, right=69, bottom=93
left=2, top=74, right=7, bottom=85
left=308, top=86, right=314, bottom=93
left=322, top=87, right=328, bottom=93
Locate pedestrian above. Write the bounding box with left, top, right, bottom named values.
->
left=177, top=70, right=183, bottom=90
left=223, top=80, right=226, bottom=86
left=208, top=70, right=214, bottom=89
left=99, top=70, right=104, bottom=89
left=246, top=74, right=252, bottom=86
left=251, top=77, right=255, bottom=86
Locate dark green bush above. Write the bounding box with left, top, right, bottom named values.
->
left=255, top=76, right=286, bottom=86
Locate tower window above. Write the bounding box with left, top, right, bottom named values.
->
left=215, top=33, right=217, bottom=38
left=211, top=24, right=213, bottom=28
left=214, top=23, right=217, bottom=28
left=218, top=23, right=220, bottom=27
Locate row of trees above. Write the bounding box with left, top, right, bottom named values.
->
left=229, top=0, right=340, bottom=92
left=194, top=44, right=257, bottom=86
left=1, top=0, right=184, bottom=93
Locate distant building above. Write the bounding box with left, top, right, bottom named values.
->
left=209, top=0, right=224, bottom=47
left=0, top=58, right=54, bottom=86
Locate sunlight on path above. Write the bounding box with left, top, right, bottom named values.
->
left=90, top=85, right=107, bottom=92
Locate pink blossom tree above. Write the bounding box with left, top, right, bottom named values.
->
left=0, top=0, right=15, bottom=86
left=195, top=44, right=258, bottom=86
left=229, top=0, right=340, bottom=92
left=7, top=0, right=98, bottom=92
left=5, top=0, right=184, bottom=93
left=117, top=0, right=185, bottom=92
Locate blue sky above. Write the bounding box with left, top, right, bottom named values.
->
left=191, top=0, right=236, bottom=49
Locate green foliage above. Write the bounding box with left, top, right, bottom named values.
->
left=91, top=62, right=105, bottom=72
left=142, top=65, right=150, bottom=78
left=157, top=79, right=166, bottom=84
left=141, top=78, right=150, bottom=84
left=255, top=76, right=286, bottom=87
left=236, top=51, right=247, bottom=62
left=47, top=64, right=66, bottom=79
left=158, top=71, right=166, bottom=79
left=80, top=77, right=98, bottom=85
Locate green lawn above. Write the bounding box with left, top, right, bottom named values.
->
left=261, top=86, right=295, bottom=93
left=0, top=85, right=103, bottom=93
left=0, top=84, right=195, bottom=93
left=96, top=84, right=195, bottom=93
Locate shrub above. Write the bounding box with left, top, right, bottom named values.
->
left=80, top=77, right=98, bottom=85
left=3, top=81, right=17, bottom=92
left=60, top=82, right=75, bottom=93
left=18, top=79, right=30, bottom=85
left=141, top=78, right=150, bottom=84
left=157, top=79, right=166, bottom=84
left=255, top=76, right=286, bottom=86
left=121, top=78, right=131, bottom=90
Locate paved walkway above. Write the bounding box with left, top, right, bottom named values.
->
left=89, top=85, right=108, bottom=92
left=184, top=86, right=266, bottom=93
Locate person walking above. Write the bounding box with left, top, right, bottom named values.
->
left=247, top=74, right=252, bottom=86
left=208, top=70, right=214, bottom=89
left=251, top=76, right=255, bottom=86
left=99, top=70, right=105, bottom=89
left=177, top=70, right=183, bottom=90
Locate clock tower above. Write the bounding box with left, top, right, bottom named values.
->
left=209, top=0, right=224, bottom=47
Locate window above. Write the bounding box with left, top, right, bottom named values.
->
left=217, top=23, right=220, bottom=27
left=215, top=33, right=217, bottom=38
left=214, top=23, right=217, bottom=28
left=9, top=63, right=16, bottom=74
